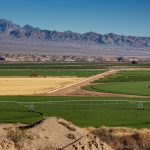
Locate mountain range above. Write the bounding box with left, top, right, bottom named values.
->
left=0, top=19, right=150, bottom=57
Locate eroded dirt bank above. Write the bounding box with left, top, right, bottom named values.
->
left=0, top=117, right=113, bottom=150
left=1, top=117, right=150, bottom=150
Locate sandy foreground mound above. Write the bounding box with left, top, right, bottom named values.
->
left=0, top=117, right=113, bottom=150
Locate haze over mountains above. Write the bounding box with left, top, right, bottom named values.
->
left=0, top=19, right=150, bottom=57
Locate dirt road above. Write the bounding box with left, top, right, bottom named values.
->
left=45, top=68, right=150, bottom=98
left=46, top=69, right=118, bottom=96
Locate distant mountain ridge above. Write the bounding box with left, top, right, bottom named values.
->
left=0, top=19, right=150, bottom=57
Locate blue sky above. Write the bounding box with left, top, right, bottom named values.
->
left=0, top=0, right=150, bottom=36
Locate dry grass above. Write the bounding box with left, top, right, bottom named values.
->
left=0, top=77, right=84, bottom=95
left=91, top=127, right=150, bottom=150
left=6, top=128, right=33, bottom=149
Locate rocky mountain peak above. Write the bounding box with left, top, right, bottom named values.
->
left=23, top=24, right=35, bottom=31
left=0, top=19, right=13, bottom=32
left=0, top=19, right=150, bottom=56
left=0, top=19, right=21, bottom=32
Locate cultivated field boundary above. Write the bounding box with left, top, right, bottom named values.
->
left=46, top=68, right=150, bottom=97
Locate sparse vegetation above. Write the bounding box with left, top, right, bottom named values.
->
left=7, top=128, right=32, bottom=149
left=91, top=127, right=150, bottom=150
left=30, top=72, right=39, bottom=77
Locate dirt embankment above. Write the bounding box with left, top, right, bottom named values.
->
left=91, top=127, right=150, bottom=150
left=0, top=117, right=113, bottom=150
left=1, top=117, right=150, bottom=150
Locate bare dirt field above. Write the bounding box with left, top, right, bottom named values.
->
left=0, top=77, right=85, bottom=95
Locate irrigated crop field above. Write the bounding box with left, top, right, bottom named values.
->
left=0, top=69, right=104, bottom=77
left=0, top=63, right=150, bottom=128
left=0, top=63, right=106, bottom=77
left=84, top=70, right=150, bottom=96
left=0, top=96, right=150, bottom=128
left=0, top=63, right=105, bottom=95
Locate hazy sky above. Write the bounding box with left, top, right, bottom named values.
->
left=0, top=0, right=150, bottom=36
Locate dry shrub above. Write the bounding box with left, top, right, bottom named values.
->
left=91, top=127, right=114, bottom=143
left=58, top=121, right=76, bottom=131
left=66, top=133, right=76, bottom=140
left=91, top=127, right=150, bottom=150
left=30, top=72, right=39, bottom=77
left=7, top=128, right=33, bottom=149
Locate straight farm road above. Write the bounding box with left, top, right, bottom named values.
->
left=46, top=69, right=117, bottom=96
left=46, top=68, right=150, bottom=98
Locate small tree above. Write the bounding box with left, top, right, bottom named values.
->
left=0, top=56, right=5, bottom=61
left=131, top=60, right=137, bottom=65
left=30, top=72, right=38, bottom=77
left=116, top=57, right=124, bottom=62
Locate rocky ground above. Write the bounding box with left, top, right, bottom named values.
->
left=0, top=53, right=150, bottom=63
